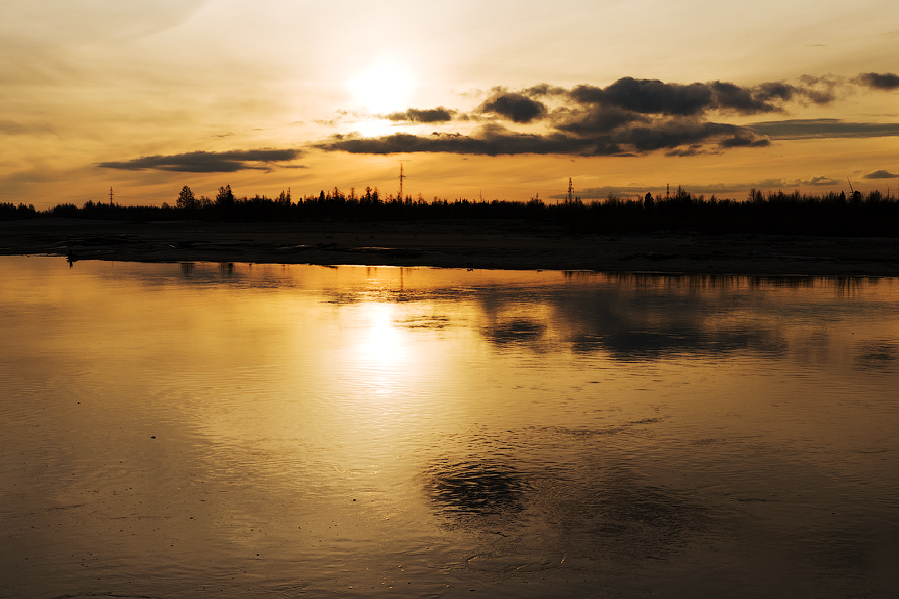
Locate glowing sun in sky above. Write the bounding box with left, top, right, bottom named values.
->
left=347, top=58, right=417, bottom=115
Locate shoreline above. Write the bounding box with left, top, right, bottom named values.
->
left=3, top=218, right=899, bottom=277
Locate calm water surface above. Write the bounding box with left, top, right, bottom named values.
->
left=1, top=257, right=898, bottom=599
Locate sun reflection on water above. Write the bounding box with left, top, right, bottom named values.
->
left=354, top=303, right=409, bottom=392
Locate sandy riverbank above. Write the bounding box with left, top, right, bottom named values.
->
left=2, top=218, right=899, bottom=276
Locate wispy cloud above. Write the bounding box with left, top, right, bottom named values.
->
left=863, top=169, right=898, bottom=179
left=0, top=119, right=55, bottom=136
left=97, top=149, right=303, bottom=172
left=748, top=119, right=899, bottom=140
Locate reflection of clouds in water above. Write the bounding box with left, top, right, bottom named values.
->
left=474, top=281, right=789, bottom=361
left=395, top=314, right=452, bottom=330
left=558, top=286, right=789, bottom=361
left=482, top=318, right=546, bottom=345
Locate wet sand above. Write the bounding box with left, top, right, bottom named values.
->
left=2, top=217, right=899, bottom=276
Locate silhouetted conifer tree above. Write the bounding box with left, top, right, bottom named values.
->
left=216, top=185, right=235, bottom=208
left=177, top=185, right=197, bottom=209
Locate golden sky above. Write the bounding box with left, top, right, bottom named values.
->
left=2, top=0, right=898, bottom=209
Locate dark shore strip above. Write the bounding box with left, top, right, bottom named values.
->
left=3, top=218, right=899, bottom=277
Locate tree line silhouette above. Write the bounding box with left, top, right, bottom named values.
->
left=4, top=184, right=899, bottom=236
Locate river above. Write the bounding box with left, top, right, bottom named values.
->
left=1, top=257, right=897, bottom=598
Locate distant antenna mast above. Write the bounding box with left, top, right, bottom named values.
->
left=568, top=178, right=573, bottom=203
left=398, top=163, right=406, bottom=200
left=109, top=187, right=114, bottom=204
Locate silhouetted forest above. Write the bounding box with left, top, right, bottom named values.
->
left=4, top=184, right=899, bottom=236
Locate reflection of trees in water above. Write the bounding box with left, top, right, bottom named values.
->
left=835, top=276, right=880, bottom=297
left=565, top=271, right=884, bottom=292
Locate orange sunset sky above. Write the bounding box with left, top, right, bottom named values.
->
left=2, top=0, right=898, bottom=210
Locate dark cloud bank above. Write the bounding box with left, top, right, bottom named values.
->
left=319, top=73, right=899, bottom=158
left=98, top=149, right=302, bottom=173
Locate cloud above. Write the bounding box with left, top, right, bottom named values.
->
left=97, top=148, right=303, bottom=172
left=478, top=91, right=547, bottom=123
left=384, top=107, right=456, bottom=123
left=855, top=72, right=899, bottom=90
left=863, top=170, right=898, bottom=179
left=748, top=119, right=899, bottom=139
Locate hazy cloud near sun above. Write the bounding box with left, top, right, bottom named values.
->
left=317, top=72, right=898, bottom=158
left=98, top=149, right=302, bottom=173
left=384, top=107, right=457, bottom=123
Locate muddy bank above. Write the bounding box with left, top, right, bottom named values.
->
left=2, top=218, right=899, bottom=276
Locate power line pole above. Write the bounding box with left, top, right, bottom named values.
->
left=398, top=163, right=406, bottom=201
left=109, top=187, right=114, bottom=204
left=568, top=178, right=573, bottom=204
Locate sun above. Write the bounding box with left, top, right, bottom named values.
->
left=347, top=59, right=417, bottom=115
